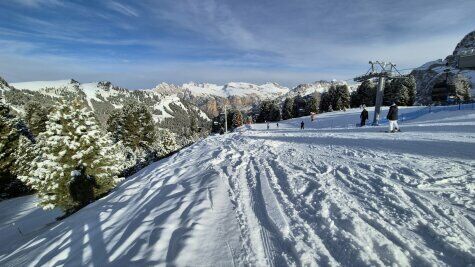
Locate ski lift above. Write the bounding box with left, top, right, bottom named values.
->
left=431, top=68, right=456, bottom=104
left=431, top=81, right=449, bottom=103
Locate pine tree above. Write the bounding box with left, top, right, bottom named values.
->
left=24, top=101, right=49, bottom=136
left=0, top=101, right=34, bottom=199
left=20, top=100, right=122, bottom=211
left=156, top=129, right=178, bottom=156
left=292, top=96, right=307, bottom=117
left=107, top=102, right=157, bottom=150
left=257, top=101, right=271, bottom=123
left=282, top=97, right=294, bottom=120
left=107, top=108, right=124, bottom=143
left=268, top=101, right=282, bottom=121
left=452, top=75, right=471, bottom=101
left=352, top=80, right=377, bottom=107
left=232, top=110, right=243, bottom=128
left=319, top=92, right=332, bottom=112
left=306, top=92, right=320, bottom=114
left=350, top=91, right=360, bottom=108
left=190, top=117, right=198, bottom=132
left=335, top=85, right=350, bottom=110
left=320, top=84, right=350, bottom=111
left=257, top=100, right=281, bottom=122
left=384, top=76, right=417, bottom=106
left=406, top=75, right=416, bottom=105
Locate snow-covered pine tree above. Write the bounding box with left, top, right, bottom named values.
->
left=20, top=100, right=122, bottom=211
left=384, top=76, right=416, bottom=106
left=107, top=102, right=156, bottom=151
left=268, top=101, right=282, bottom=122
left=24, top=101, right=50, bottom=136
left=156, top=129, right=178, bottom=156
left=452, top=74, right=471, bottom=101
left=107, top=108, right=125, bottom=143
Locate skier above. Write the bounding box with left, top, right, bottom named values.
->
left=276, top=122, right=279, bottom=128
left=386, top=102, right=400, bottom=132
left=300, top=121, right=305, bottom=130
left=266, top=121, right=270, bottom=130
left=360, top=105, right=368, bottom=126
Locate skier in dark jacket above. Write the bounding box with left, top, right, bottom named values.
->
left=300, top=121, right=305, bottom=130
left=360, top=106, right=368, bottom=126
left=386, top=103, right=400, bottom=132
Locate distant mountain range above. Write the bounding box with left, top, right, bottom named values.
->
left=0, top=78, right=210, bottom=145
left=1, top=75, right=358, bottom=137
left=153, top=80, right=357, bottom=117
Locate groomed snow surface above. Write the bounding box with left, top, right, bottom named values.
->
left=1, top=106, right=474, bottom=266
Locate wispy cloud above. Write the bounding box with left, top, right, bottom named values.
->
left=107, top=1, right=139, bottom=17
left=11, top=0, right=62, bottom=8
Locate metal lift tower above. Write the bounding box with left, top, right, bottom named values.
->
left=354, top=61, right=403, bottom=125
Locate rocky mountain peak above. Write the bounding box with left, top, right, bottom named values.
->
left=453, top=30, right=475, bottom=56
left=97, top=81, right=113, bottom=90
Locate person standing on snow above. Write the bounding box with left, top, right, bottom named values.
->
left=386, top=102, right=400, bottom=132
left=276, top=122, right=279, bottom=128
left=266, top=121, right=270, bottom=130
left=300, top=121, right=305, bottom=130
left=360, top=105, right=368, bottom=126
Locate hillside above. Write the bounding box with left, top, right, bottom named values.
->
left=1, top=78, right=210, bottom=145
left=411, top=30, right=475, bottom=104
left=281, top=80, right=358, bottom=100
left=1, top=106, right=473, bottom=266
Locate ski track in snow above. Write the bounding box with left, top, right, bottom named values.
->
left=0, top=108, right=474, bottom=266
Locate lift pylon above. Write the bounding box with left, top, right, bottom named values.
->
left=354, top=61, right=404, bottom=125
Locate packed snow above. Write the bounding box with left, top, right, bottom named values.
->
left=1, top=106, right=474, bottom=266
left=0, top=196, right=62, bottom=257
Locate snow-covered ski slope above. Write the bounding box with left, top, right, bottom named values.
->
left=1, top=107, right=474, bottom=266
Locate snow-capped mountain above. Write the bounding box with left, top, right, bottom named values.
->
left=2, top=78, right=210, bottom=144
left=152, top=81, right=289, bottom=117
left=161, top=81, right=290, bottom=99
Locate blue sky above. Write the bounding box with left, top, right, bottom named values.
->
left=0, top=0, right=474, bottom=89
